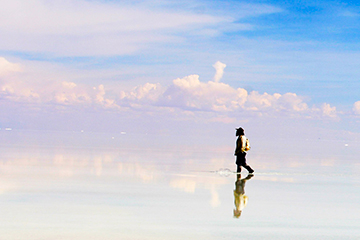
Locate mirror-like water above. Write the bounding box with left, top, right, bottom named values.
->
left=1, top=131, right=359, bottom=239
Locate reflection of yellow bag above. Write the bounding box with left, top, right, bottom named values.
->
left=245, top=138, right=251, bottom=151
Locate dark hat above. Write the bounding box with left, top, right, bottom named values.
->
left=235, top=127, right=244, bottom=136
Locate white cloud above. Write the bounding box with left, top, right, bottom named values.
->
left=353, top=101, right=360, bottom=115
left=276, top=93, right=308, bottom=112
left=0, top=83, right=40, bottom=101
left=0, top=57, right=22, bottom=76
left=53, top=81, right=92, bottom=105
left=0, top=58, right=343, bottom=121
left=62, top=81, right=77, bottom=89
left=0, top=0, right=286, bottom=57
left=0, top=0, right=228, bottom=56
left=321, top=103, right=337, bottom=118
left=0, top=58, right=40, bottom=101
left=213, top=61, right=226, bottom=82
left=151, top=71, right=311, bottom=116
left=118, top=83, right=164, bottom=110
left=0, top=57, right=123, bottom=109
left=94, top=84, right=120, bottom=109
left=160, top=74, right=248, bottom=111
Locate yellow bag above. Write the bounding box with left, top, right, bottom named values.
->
left=245, top=138, right=251, bottom=151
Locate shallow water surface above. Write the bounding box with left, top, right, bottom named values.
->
left=0, top=131, right=359, bottom=239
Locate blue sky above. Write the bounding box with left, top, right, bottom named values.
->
left=0, top=0, right=360, bottom=140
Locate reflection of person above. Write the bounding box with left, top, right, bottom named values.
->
left=233, top=174, right=253, bottom=218
left=234, top=127, right=254, bottom=174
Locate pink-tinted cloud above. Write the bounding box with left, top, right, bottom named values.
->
left=0, top=57, right=341, bottom=121
left=159, top=74, right=247, bottom=112
left=0, top=0, right=228, bottom=56
left=321, top=103, right=337, bottom=118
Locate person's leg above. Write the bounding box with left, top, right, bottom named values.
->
left=242, top=164, right=254, bottom=174
left=236, top=154, right=244, bottom=173
left=241, top=152, right=254, bottom=173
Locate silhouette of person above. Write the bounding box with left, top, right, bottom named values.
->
left=233, top=174, right=253, bottom=218
left=234, top=127, right=254, bottom=174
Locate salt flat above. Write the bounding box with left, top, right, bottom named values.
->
left=0, top=130, right=359, bottom=240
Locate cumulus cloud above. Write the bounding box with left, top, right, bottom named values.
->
left=0, top=58, right=116, bottom=109
left=0, top=58, right=40, bottom=102
left=353, top=101, right=360, bottom=115
left=0, top=83, right=40, bottom=101
left=53, top=81, right=92, bottom=106
left=95, top=84, right=117, bottom=108
left=321, top=103, right=337, bottom=118
left=213, top=61, right=227, bottom=82
left=244, top=91, right=309, bottom=114
left=160, top=74, right=248, bottom=111
left=119, top=83, right=164, bottom=103
left=0, top=58, right=342, bottom=121
left=154, top=72, right=311, bottom=116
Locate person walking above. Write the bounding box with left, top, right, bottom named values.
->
left=234, top=127, right=254, bottom=174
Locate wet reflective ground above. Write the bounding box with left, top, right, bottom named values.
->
left=1, top=131, right=360, bottom=239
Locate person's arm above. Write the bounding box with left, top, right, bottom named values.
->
left=235, top=137, right=241, bottom=155
left=241, top=135, right=247, bottom=152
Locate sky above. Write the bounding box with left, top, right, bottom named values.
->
left=0, top=0, right=360, bottom=143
